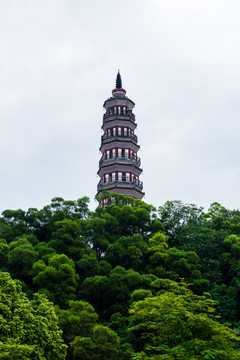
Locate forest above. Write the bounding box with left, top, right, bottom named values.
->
left=1, top=191, right=240, bottom=359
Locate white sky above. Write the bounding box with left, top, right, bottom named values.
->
left=1, top=0, right=240, bottom=213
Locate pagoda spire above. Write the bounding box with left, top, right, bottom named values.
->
left=112, top=71, right=126, bottom=96
left=116, top=71, right=122, bottom=89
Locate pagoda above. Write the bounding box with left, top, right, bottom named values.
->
left=97, top=72, right=144, bottom=202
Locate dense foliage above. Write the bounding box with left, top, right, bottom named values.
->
left=1, top=192, right=240, bottom=359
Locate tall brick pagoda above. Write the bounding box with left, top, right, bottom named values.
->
left=97, top=72, right=144, bottom=201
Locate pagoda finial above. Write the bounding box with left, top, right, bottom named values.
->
left=116, top=70, right=122, bottom=89
left=112, top=70, right=126, bottom=96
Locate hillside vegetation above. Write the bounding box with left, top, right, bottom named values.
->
left=1, top=191, right=240, bottom=359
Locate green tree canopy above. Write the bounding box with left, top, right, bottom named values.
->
left=129, top=291, right=240, bottom=360
left=33, top=253, right=79, bottom=307
left=0, top=272, right=66, bottom=359
left=8, top=237, right=38, bottom=284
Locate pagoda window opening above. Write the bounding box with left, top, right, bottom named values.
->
left=124, top=128, right=127, bottom=136
left=113, top=149, right=116, bottom=158
left=110, top=150, right=113, bottom=159
left=113, top=127, right=116, bottom=136
left=122, top=172, right=126, bottom=182
left=118, top=172, right=122, bottom=181
left=112, top=172, right=116, bottom=181
left=122, top=149, right=125, bottom=158
left=118, top=127, right=121, bottom=136
left=126, top=173, right=130, bottom=182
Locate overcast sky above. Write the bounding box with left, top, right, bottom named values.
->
left=1, top=0, right=240, bottom=213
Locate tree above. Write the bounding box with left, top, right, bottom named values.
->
left=221, top=234, right=240, bottom=286
left=59, top=300, right=98, bottom=344
left=129, top=291, right=240, bottom=359
left=105, top=234, right=147, bottom=270
left=80, top=266, right=154, bottom=320
left=0, top=209, right=30, bottom=242
left=131, top=289, right=153, bottom=303
left=33, top=254, right=79, bottom=307
left=0, top=272, right=67, bottom=359
left=8, top=237, right=38, bottom=284
left=96, top=191, right=163, bottom=236
left=58, top=300, right=121, bottom=360
left=145, top=232, right=168, bottom=276
left=158, top=200, right=204, bottom=244
left=50, top=219, right=88, bottom=261
left=85, top=217, right=109, bottom=258
left=211, top=284, right=238, bottom=324
left=70, top=325, right=119, bottom=360
left=0, top=238, right=9, bottom=270
left=27, top=197, right=91, bottom=242
left=77, top=252, right=99, bottom=280
left=34, top=241, right=56, bottom=262
left=164, top=247, right=201, bottom=280
left=145, top=233, right=207, bottom=290
left=158, top=201, right=230, bottom=283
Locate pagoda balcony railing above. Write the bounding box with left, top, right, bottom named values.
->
left=103, top=111, right=135, bottom=122
left=97, top=180, right=143, bottom=191
left=99, top=155, right=141, bottom=167
left=101, top=133, right=138, bottom=143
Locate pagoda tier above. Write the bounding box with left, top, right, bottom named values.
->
left=96, top=72, right=144, bottom=200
